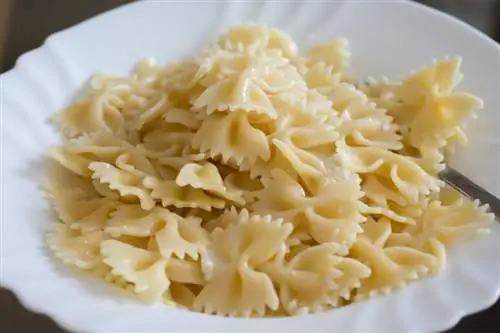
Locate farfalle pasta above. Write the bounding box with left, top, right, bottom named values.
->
left=193, top=209, right=293, bottom=316
left=260, top=243, right=370, bottom=314
left=45, top=24, right=494, bottom=317
left=359, top=57, right=483, bottom=174
left=350, top=217, right=438, bottom=300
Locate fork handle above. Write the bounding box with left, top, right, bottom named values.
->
left=438, top=167, right=500, bottom=220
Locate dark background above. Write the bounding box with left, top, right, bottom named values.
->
left=0, top=0, right=499, bottom=332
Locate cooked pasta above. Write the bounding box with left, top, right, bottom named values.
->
left=45, top=24, right=494, bottom=317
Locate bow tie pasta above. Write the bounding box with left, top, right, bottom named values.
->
left=45, top=24, right=494, bottom=317
left=193, top=209, right=293, bottom=316
left=359, top=57, right=483, bottom=175
left=260, top=243, right=370, bottom=315
left=350, top=217, right=438, bottom=300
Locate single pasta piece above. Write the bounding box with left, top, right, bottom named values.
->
left=306, top=39, right=350, bottom=74
left=329, top=83, right=402, bottom=151
left=143, top=176, right=226, bottom=212
left=192, top=111, right=270, bottom=166
left=153, top=210, right=210, bottom=261
left=104, top=204, right=166, bottom=237
left=359, top=57, right=483, bottom=174
left=47, top=224, right=105, bottom=269
left=253, top=169, right=365, bottom=254
left=260, top=243, right=370, bottom=315
left=350, top=217, right=438, bottom=300
left=335, top=139, right=442, bottom=204
left=100, top=240, right=170, bottom=303
left=388, top=186, right=494, bottom=274
left=90, top=162, right=155, bottom=210
left=215, top=23, right=298, bottom=58
left=193, top=209, right=293, bottom=317
left=176, top=162, right=245, bottom=205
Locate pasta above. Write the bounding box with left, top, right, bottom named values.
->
left=359, top=57, right=482, bottom=174
left=45, top=24, right=494, bottom=317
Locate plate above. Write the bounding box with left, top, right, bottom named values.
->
left=1, top=1, right=499, bottom=332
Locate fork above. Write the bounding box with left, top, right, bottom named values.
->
left=438, top=166, right=500, bottom=220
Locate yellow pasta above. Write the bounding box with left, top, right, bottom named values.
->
left=193, top=209, right=293, bottom=316
left=360, top=57, right=483, bottom=174
left=45, top=24, right=494, bottom=317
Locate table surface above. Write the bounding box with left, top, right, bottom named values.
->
left=1, top=0, right=499, bottom=332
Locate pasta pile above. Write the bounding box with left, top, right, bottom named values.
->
left=45, top=24, right=494, bottom=317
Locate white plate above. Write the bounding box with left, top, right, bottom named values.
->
left=1, top=1, right=499, bottom=332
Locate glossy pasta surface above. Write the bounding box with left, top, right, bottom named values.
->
left=45, top=24, right=494, bottom=317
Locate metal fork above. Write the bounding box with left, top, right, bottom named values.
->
left=438, top=166, right=500, bottom=220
